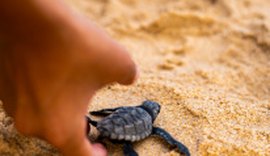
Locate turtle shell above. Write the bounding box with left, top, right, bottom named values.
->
left=96, top=106, right=153, bottom=142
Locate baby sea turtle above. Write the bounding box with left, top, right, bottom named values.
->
left=86, top=100, right=190, bottom=156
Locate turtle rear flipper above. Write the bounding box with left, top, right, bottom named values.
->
left=86, top=116, right=98, bottom=127
left=152, top=127, right=190, bottom=156
left=123, top=142, right=138, bottom=156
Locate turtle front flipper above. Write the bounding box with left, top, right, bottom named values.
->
left=123, top=142, right=138, bottom=156
left=86, top=116, right=98, bottom=127
left=90, top=107, right=123, bottom=116
left=152, top=127, right=190, bottom=156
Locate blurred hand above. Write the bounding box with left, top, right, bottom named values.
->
left=0, top=1, right=137, bottom=156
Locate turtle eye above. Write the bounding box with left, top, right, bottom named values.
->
left=157, top=106, right=161, bottom=113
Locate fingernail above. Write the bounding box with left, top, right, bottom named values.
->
left=92, top=143, right=107, bottom=156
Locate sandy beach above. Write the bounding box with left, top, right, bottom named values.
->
left=0, top=0, right=269, bottom=155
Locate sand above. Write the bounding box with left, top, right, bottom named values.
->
left=0, top=0, right=269, bottom=155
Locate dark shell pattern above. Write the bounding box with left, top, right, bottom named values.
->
left=96, top=107, right=153, bottom=142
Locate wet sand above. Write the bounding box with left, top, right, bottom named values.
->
left=0, top=0, right=269, bottom=155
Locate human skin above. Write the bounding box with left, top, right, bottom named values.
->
left=0, top=0, right=137, bottom=156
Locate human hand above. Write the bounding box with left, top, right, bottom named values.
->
left=0, top=1, right=137, bottom=156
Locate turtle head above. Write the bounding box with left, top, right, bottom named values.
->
left=140, top=100, right=161, bottom=122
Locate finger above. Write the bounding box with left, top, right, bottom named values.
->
left=98, top=41, right=138, bottom=85
left=107, top=43, right=138, bottom=85
left=75, top=21, right=138, bottom=86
